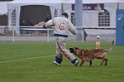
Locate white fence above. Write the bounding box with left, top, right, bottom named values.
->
left=0, top=26, right=116, bottom=42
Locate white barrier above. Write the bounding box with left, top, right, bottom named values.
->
left=0, top=26, right=116, bottom=42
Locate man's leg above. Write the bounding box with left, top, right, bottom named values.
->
left=61, top=48, right=79, bottom=66
left=53, top=42, right=63, bottom=65
left=56, top=38, right=79, bottom=66
left=53, top=55, right=63, bottom=65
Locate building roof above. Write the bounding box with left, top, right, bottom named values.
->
left=1, top=0, right=124, bottom=15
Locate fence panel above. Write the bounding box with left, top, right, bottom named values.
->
left=0, top=26, right=115, bottom=42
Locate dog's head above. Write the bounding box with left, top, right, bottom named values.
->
left=69, top=47, right=79, bottom=54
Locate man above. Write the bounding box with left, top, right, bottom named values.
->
left=43, top=12, right=79, bottom=66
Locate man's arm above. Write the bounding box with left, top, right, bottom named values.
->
left=68, top=20, right=77, bottom=35
left=43, top=19, right=55, bottom=28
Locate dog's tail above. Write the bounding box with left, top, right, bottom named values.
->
left=108, top=40, right=114, bottom=52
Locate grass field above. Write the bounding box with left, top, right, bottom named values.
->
left=0, top=42, right=124, bottom=82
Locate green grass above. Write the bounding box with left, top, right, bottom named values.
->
left=0, top=42, right=124, bottom=82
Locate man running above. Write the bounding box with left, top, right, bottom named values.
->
left=43, top=12, right=79, bottom=66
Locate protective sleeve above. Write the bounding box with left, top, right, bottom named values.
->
left=45, top=19, right=55, bottom=28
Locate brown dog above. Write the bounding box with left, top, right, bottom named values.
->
left=69, top=41, right=114, bottom=66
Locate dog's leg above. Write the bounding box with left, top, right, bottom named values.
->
left=89, top=61, right=92, bottom=66
left=100, top=60, right=104, bottom=66
left=104, top=58, right=108, bottom=66
left=96, top=57, right=104, bottom=66
left=99, top=58, right=108, bottom=66
left=80, top=60, right=85, bottom=66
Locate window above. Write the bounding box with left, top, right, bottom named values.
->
left=71, top=12, right=75, bottom=25
left=11, top=9, right=16, bottom=26
left=98, top=9, right=110, bottom=26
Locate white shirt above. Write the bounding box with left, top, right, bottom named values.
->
left=45, top=17, right=77, bottom=37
